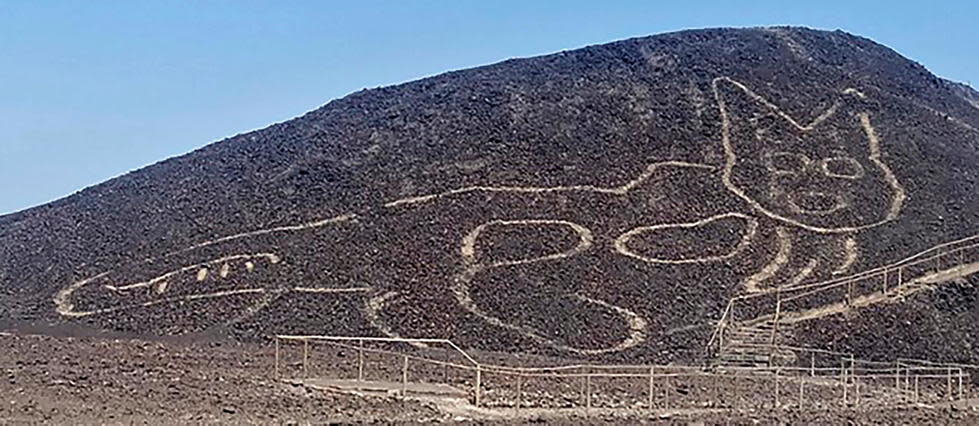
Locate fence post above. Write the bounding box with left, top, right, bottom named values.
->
left=774, top=368, right=780, bottom=409
left=897, top=267, right=903, bottom=297
left=586, top=375, right=592, bottom=410
left=914, top=375, right=919, bottom=403
left=303, top=338, right=309, bottom=378
left=517, top=374, right=523, bottom=410
left=274, top=337, right=280, bottom=378
left=516, top=373, right=522, bottom=411
left=402, top=355, right=409, bottom=398
left=712, top=372, right=719, bottom=407
left=854, top=375, right=860, bottom=405
left=811, top=353, right=815, bottom=377
left=474, top=366, right=482, bottom=407
left=771, top=290, right=782, bottom=346
left=718, top=320, right=725, bottom=354
left=894, top=361, right=901, bottom=391
left=648, top=367, right=654, bottom=410
left=850, top=356, right=856, bottom=405
left=882, top=269, right=888, bottom=294
left=959, top=369, right=964, bottom=400
left=357, top=339, right=364, bottom=381
left=841, top=359, right=848, bottom=405
left=948, top=367, right=953, bottom=400
left=799, top=375, right=804, bottom=408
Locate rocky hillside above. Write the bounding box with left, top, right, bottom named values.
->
left=1, top=27, right=978, bottom=364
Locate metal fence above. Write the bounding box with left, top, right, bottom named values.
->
left=265, top=236, right=979, bottom=412
left=270, top=335, right=972, bottom=411
left=708, top=235, right=979, bottom=358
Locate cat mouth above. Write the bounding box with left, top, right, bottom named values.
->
left=786, top=191, right=846, bottom=216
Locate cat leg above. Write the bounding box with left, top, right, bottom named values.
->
left=741, top=226, right=827, bottom=292
left=742, top=226, right=793, bottom=292
left=832, top=234, right=860, bottom=275
left=780, top=232, right=860, bottom=288
left=778, top=232, right=862, bottom=288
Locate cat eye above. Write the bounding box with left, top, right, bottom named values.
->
left=765, top=152, right=810, bottom=174
left=820, top=157, right=865, bottom=179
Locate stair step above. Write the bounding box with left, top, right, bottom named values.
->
left=721, top=353, right=773, bottom=359
left=720, top=349, right=775, bottom=357
left=727, top=340, right=774, bottom=345
left=728, top=334, right=774, bottom=339
left=728, top=334, right=773, bottom=339
left=735, top=326, right=790, bottom=333
left=728, top=332, right=773, bottom=336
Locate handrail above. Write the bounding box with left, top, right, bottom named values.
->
left=897, top=357, right=979, bottom=370
left=710, top=235, right=979, bottom=355
left=732, top=342, right=853, bottom=359
left=276, top=334, right=480, bottom=367
left=277, top=334, right=714, bottom=373
left=705, top=298, right=734, bottom=354
left=274, top=334, right=966, bottom=383
left=730, top=234, right=979, bottom=302
left=279, top=235, right=979, bottom=390
left=782, top=245, right=974, bottom=294
left=315, top=338, right=477, bottom=370
left=273, top=333, right=972, bottom=408
left=706, top=234, right=979, bottom=364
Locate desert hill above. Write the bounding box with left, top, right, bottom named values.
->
left=1, top=27, right=978, bottom=364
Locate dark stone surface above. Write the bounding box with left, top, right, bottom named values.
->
left=1, top=27, right=978, bottom=364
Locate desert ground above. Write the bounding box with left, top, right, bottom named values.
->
left=3, top=329, right=979, bottom=424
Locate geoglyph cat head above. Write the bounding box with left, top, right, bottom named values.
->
left=713, top=77, right=906, bottom=233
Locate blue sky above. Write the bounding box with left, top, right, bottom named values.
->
left=0, top=1, right=975, bottom=214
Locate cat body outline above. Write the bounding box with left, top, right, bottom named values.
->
left=53, top=77, right=906, bottom=355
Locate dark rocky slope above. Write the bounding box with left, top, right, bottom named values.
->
left=1, top=27, right=978, bottom=363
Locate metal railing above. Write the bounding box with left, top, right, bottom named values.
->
left=266, top=236, right=979, bottom=412
left=708, top=234, right=979, bottom=358
left=270, top=334, right=972, bottom=411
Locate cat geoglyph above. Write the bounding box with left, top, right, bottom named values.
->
left=54, top=78, right=907, bottom=354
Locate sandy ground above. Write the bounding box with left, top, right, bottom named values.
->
left=3, top=330, right=979, bottom=424
left=0, top=331, right=444, bottom=424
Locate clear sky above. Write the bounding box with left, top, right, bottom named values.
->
left=1, top=1, right=975, bottom=215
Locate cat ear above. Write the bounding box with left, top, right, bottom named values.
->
left=819, top=88, right=872, bottom=127
left=713, top=77, right=800, bottom=147
left=817, top=88, right=877, bottom=155
left=714, top=77, right=771, bottom=125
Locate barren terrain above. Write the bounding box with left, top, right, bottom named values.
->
left=4, top=330, right=979, bottom=424
left=2, top=26, right=979, bottom=423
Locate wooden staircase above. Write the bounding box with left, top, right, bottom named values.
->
left=716, top=319, right=797, bottom=367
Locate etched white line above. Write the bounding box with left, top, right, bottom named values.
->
left=742, top=227, right=791, bottom=293
left=614, top=213, right=758, bottom=264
